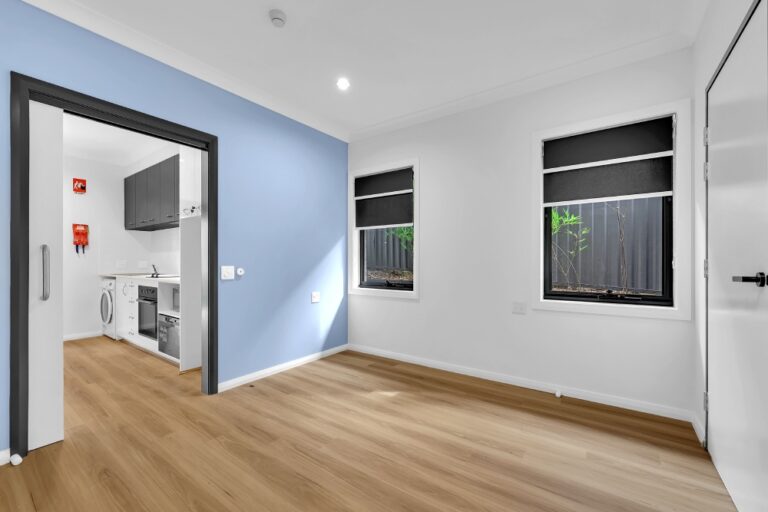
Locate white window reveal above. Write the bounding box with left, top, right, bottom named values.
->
left=350, top=162, right=419, bottom=298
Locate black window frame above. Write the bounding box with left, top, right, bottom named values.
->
left=543, top=196, right=673, bottom=306
left=354, top=166, right=415, bottom=293
left=359, top=229, right=415, bottom=291
left=541, top=115, right=675, bottom=308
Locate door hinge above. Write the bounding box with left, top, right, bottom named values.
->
left=704, top=259, right=709, bottom=279
left=704, top=162, right=710, bottom=182
left=703, top=126, right=710, bottom=147
left=703, top=391, right=709, bottom=412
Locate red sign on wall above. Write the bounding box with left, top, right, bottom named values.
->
left=73, top=178, right=87, bottom=194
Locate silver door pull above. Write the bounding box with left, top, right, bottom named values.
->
left=41, top=244, right=50, bottom=301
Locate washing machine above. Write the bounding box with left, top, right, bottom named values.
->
left=100, top=277, right=118, bottom=340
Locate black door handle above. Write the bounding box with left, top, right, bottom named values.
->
left=732, top=272, right=766, bottom=287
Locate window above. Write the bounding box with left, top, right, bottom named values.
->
left=542, top=116, right=674, bottom=306
left=354, top=167, right=415, bottom=292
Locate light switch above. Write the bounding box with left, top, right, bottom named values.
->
left=311, top=291, right=321, bottom=304
left=221, top=265, right=236, bottom=281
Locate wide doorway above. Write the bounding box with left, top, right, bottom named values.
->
left=11, top=73, right=219, bottom=459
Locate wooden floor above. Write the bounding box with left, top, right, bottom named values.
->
left=0, top=337, right=734, bottom=512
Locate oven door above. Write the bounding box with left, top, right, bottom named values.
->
left=138, top=298, right=158, bottom=340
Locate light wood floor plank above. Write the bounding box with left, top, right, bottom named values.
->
left=0, top=338, right=735, bottom=511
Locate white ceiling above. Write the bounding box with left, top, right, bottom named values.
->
left=63, top=113, right=175, bottom=167
left=29, top=0, right=710, bottom=141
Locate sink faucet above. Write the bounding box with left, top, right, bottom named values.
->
left=151, top=264, right=159, bottom=278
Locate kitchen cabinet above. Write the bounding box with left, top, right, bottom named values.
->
left=124, top=174, right=136, bottom=229
left=146, top=164, right=161, bottom=226
left=116, top=276, right=182, bottom=365
left=124, top=155, right=179, bottom=231
left=116, top=277, right=138, bottom=339
left=135, top=168, right=149, bottom=227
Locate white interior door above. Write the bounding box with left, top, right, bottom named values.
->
left=707, top=2, right=768, bottom=510
left=28, top=100, right=64, bottom=451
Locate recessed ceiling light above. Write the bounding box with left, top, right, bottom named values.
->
left=336, top=77, right=351, bottom=92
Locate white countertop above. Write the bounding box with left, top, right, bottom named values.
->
left=104, top=274, right=180, bottom=285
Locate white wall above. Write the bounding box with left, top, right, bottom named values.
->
left=62, top=148, right=181, bottom=339
left=62, top=156, right=124, bottom=339
left=349, top=49, right=699, bottom=424
left=691, top=0, right=756, bottom=438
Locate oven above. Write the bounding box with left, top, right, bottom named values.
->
left=138, top=285, right=158, bottom=340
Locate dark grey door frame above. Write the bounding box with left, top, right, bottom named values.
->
left=10, top=72, right=219, bottom=457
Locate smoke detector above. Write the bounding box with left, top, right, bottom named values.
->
left=269, top=9, right=287, bottom=28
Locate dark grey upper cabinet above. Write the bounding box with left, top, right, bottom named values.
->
left=160, top=156, right=176, bottom=223
left=135, top=170, right=149, bottom=227
left=124, top=174, right=136, bottom=229
left=124, top=155, right=180, bottom=231
left=146, top=163, right=161, bottom=225
left=173, top=156, right=180, bottom=222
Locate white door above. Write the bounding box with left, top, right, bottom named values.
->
left=707, top=1, right=768, bottom=510
left=28, top=101, right=64, bottom=451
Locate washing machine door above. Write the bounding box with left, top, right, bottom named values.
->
left=100, top=289, right=114, bottom=324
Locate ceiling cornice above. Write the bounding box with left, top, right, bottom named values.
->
left=350, top=34, right=693, bottom=141
left=26, top=0, right=699, bottom=145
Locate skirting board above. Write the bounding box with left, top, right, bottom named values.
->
left=692, top=414, right=706, bottom=444
left=63, top=331, right=103, bottom=342
left=218, top=344, right=349, bottom=392
left=348, top=344, right=700, bottom=433
left=0, top=449, right=10, bottom=466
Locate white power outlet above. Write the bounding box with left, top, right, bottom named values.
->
left=220, top=265, right=235, bottom=281
left=311, top=291, right=321, bottom=304
left=510, top=302, right=527, bottom=315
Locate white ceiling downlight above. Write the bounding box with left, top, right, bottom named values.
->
left=337, top=77, right=351, bottom=92
left=269, top=9, right=286, bottom=28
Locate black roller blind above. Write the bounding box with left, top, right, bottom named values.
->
left=355, top=168, right=413, bottom=197
left=355, top=168, right=414, bottom=228
left=543, top=116, right=674, bottom=169
left=356, top=194, right=413, bottom=228
left=543, top=157, right=672, bottom=204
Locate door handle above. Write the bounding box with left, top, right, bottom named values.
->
left=41, top=244, right=50, bottom=300
left=732, top=272, right=766, bottom=287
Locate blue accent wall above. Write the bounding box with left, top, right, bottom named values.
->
left=0, top=0, right=348, bottom=451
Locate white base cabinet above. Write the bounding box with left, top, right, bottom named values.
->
left=116, top=277, right=138, bottom=339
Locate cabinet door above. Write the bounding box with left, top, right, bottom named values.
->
left=173, top=155, right=180, bottom=222
left=135, top=170, right=149, bottom=228
left=146, top=164, right=161, bottom=227
left=127, top=280, right=139, bottom=338
left=116, top=279, right=131, bottom=338
left=124, top=175, right=136, bottom=229
left=159, top=157, right=176, bottom=223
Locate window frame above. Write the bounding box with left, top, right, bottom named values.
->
left=349, top=159, right=420, bottom=299
left=531, top=100, right=692, bottom=321
left=542, top=196, right=674, bottom=306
